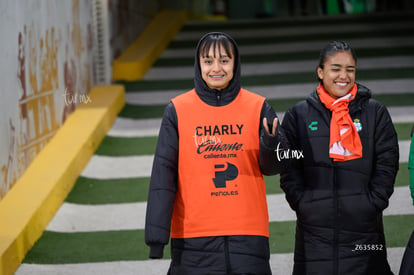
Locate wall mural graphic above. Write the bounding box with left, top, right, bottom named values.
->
left=0, top=0, right=94, bottom=200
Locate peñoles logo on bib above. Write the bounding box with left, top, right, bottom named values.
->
left=193, top=124, right=244, bottom=158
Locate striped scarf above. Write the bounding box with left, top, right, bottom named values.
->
left=317, top=83, right=362, bottom=162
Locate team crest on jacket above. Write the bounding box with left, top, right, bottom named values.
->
left=353, top=119, right=362, bottom=132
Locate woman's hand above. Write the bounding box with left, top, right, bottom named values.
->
left=263, top=117, right=278, bottom=136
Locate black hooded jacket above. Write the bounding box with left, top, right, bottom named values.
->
left=145, top=32, right=287, bottom=274
left=280, top=83, right=399, bottom=275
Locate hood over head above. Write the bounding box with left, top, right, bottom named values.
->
left=194, top=32, right=241, bottom=106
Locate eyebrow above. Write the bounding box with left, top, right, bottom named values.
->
left=201, top=54, right=230, bottom=59
left=330, top=64, right=356, bottom=68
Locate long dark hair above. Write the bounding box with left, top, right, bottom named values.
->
left=317, top=41, right=357, bottom=83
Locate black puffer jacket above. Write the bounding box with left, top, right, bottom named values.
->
left=145, top=32, right=287, bottom=274
left=280, top=83, right=399, bottom=275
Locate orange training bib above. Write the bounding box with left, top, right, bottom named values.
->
left=170, top=88, right=269, bottom=238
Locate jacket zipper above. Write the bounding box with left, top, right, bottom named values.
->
left=333, top=166, right=339, bottom=275
left=224, top=236, right=231, bottom=274
left=216, top=90, right=221, bottom=105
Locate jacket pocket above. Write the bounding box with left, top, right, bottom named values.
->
left=338, top=192, right=379, bottom=232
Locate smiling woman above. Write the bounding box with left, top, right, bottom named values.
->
left=144, top=32, right=288, bottom=275
left=317, top=52, right=356, bottom=99
left=198, top=34, right=235, bottom=90
left=280, top=41, right=399, bottom=275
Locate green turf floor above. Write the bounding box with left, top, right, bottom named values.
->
left=23, top=215, right=414, bottom=264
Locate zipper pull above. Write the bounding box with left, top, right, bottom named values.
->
left=216, top=90, right=221, bottom=104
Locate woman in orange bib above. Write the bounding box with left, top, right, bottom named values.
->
left=145, top=32, right=287, bottom=274
left=280, top=41, right=399, bottom=275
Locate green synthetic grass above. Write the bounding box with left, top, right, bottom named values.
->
left=23, top=230, right=149, bottom=264
left=269, top=221, right=296, bottom=253
left=95, top=136, right=158, bottom=156
left=394, top=123, right=414, bottom=140
left=153, top=47, right=414, bottom=67
left=118, top=94, right=414, bottom=119
left=22, top=215, right=414, bottom=264
left=118, top=104, right=167, bottom=119
left=66, top=177, right=150, bottom=204
left=384, top=215, right=414, bottom=247
left=66, top=163, right=409, bottom=205
left=118, top=67, right=414, bottom=92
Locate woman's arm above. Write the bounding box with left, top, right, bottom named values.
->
left=279, top=107, right=305, bottom=211
left=259, top=101, right=289, bottom=175
left=145, top=103, right=179, bottom=259
left=368, top=102, right=399, bottom=211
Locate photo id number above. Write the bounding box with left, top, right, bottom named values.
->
left=352, top=244, right=383, bottom=252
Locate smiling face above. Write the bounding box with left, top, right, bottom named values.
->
left=317, top=51, right=356, bottom=99
left=199, top=44, right=234, bottom=90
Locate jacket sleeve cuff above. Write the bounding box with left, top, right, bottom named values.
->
left=262, top=131, right=279, bottom=149
left=149, top=244, right=165, bottom=259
